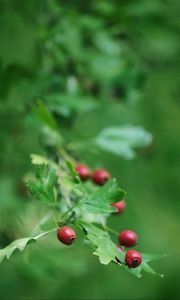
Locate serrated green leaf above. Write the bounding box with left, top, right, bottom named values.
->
left=26, top=167, right=57, bottom=206
left=80, top=223, right=164, bottom=277
left=78, top=179, right=125, bottom=214
left=0, top=230, right=55, bottom=264
left=80, top=222, right=125, bottom=265
left=95, top=126, right=153, bottom=159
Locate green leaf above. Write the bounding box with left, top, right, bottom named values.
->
left=33, top=100, right=57, bottom=130
left=125, top=253, right=165, bottom=278
left=41, top=126, right=63, bottom=148
left=0, top=230, right=55, bottom=264
left=80, top=223, right=164, bottom=278
left=95, top=126, right=153, bottom=159
left=80, top=222, right=125, bottom=265
left=44, top=94, right=98, bottom=118
left=31, top=154, right=49, bottom=166
left=66, top=160, right=80, bottom=183
left=26, top=166, right=57, bottom=206
left=78, top=179, right=125, bottom=214
left=30, top=154, right=58, bottom=170
left=33, top=101, right=63, bottom=147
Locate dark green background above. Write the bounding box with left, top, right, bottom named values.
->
left=0, top=0, right=180, bottom=299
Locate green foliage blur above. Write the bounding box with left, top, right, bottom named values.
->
left=0, top=0, right=180, bottom=299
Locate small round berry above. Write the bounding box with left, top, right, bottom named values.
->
left=119, top=230, right=137, bottom=247
left=92, top=169, right=111, bottom=185
left=75, top=164, right=91, bottom=181
left=57, top=226, right=76, bottom=245
left=125, top=250, right=142, bottom=268
left=111, top=200, right=126, bottom=214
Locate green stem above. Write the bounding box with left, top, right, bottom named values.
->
left=58, top=147, right=77, bottom=164
left=31, top=211, right=54, bottom=236
left=61, top=204, right=77, bottom=220
left=34, top=228, right=57, bottom=239
left=103, top=225, right=118, bottom=236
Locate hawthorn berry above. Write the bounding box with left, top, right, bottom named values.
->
left=92, top=169, right=111, bottom=185
left=57, top=226, right=76, bottom=245
left=111, top=200, right=126, bottom=214
left=125, top=250, right=142, bottom=268
left=119, top=230, right=137, bottom=247
left=75, top=164, right=91, bottom=181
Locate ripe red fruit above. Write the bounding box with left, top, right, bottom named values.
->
left=75, top=164, right=91, bottom=181
left=92, top=169, right=111, bottom=185
left=125, top=250, right=142, bottom=268
left=119, top=230, right=137, bottom=247
left=111, top=200, right=126, bottom=214
left=57, top=226, right=76, bottom=245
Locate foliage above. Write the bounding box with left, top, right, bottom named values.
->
left=0, top=109, right=164, bottom=277
left=94, top=126, right=153, bottom=159
left=0, top=0, right=179, bottom=298
left=26, top=165, right=57, bottom=206
left=0, top=230, right=55, bottom=264
left=78, top=179, right=125, bottom=214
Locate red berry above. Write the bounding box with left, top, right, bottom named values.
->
left=111, top=200, right=126, bottom=214
left=125, top=250, right=142, bottom=268
left=75, top=164, right=91, bottom=181
left=92, top=169, right=111, bottom=185
left=57, top=226, right=76, bottom=245
left=119, top=230, right=137, bottom=247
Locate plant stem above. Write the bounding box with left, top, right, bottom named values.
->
left=61, top=204, right=77, bottom=220
left=58, top=147, right=77, bottom=164
left=103, top=225, right=118, bottom=236
left=31, top=211, right=54, bottom=236
left=35, top=228, right=57, bottom=239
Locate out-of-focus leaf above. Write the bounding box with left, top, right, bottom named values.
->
left=66, top=160, right=80, bottom=183
left=33, top=100, right=57, bottom=130
left=94, top=32, right=121, bottom=56
left=41, top=127, right=63, bottom=147
left=33, top=101, right=63, bottom=147
left=31, top=154, right=49, bottom=165
left=30, top=154, right=58, bottom=171
left=78, top=179, right=125, bottom=214
left=89, top=55, right=123, bottom=81
left=26, top=166, right=57, bottom=206
left=95, top=125, right=153, bottom=159
left=44, top=94, right=98, bottom=117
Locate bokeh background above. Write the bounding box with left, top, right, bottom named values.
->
left=0, top=0, right=180, bottom=299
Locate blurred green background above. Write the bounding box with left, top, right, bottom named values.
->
left=0, top=0, right=180, bottom=299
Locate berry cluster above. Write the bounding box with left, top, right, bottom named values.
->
left=57, top=164, right=142, bottom=269
left=75, top=164, right=111, bottom=185
left=118, top=230, right=142, bottom=268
